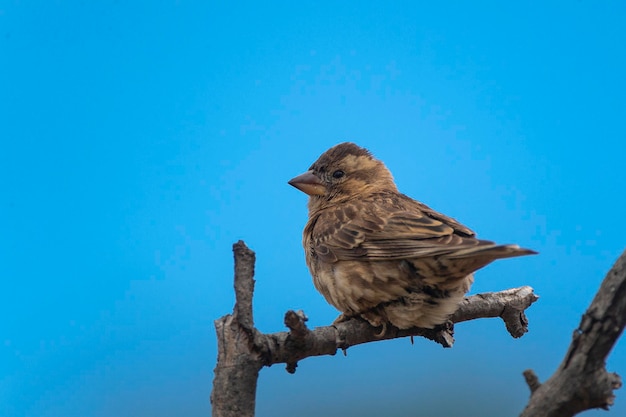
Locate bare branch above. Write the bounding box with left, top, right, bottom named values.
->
left=283, top=310, right=310, bottom=374
left=520, top=249, right=626, bottom=417
left=255, top=285, right=538, bottom=371
left=211, top=241, right=541, bottom=417
left=233, top=240, right=256, bottom=330
left=523, top=369, right=541, bottom=394
left=211, top=242, right=262, bottom=417
left=452, top=286, right=538, bottom=338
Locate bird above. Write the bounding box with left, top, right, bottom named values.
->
left=288, top=142, right=536, bottom=332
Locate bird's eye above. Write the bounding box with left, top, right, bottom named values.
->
left=332, top=170, right=345, bottom=179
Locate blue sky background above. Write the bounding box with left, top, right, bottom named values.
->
left=2, top=2, right=626, bottom=416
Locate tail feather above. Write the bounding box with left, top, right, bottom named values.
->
left=445, top=244, right=537, bottom=260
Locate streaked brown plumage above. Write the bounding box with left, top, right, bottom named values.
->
left=288, top=142, right=536, bottom=330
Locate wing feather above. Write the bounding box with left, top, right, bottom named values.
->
left=311, top=193, right=484, bottom=263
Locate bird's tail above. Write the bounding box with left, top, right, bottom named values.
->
left=445, top=243, right=537, bottom=260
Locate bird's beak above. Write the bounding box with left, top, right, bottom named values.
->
left=288, top=170, right=326, bottom=196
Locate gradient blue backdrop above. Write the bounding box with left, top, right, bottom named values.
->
left=2, top=2, right=625, bottom=416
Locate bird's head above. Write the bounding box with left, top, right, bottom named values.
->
left=289, top=142, right=397, bottom=211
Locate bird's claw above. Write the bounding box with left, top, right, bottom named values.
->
left=331, top=313, right=351, bottom=326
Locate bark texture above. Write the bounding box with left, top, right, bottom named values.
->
left=519, top=249, right=626, bottom=417
left=211, top=242, right=625, bottom=417
left=211, top=242, right=263, bottom=417
left=211, top=241, right=542, bottom=417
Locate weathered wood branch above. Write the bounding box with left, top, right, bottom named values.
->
left=211, top=241, right=540, bottom=417
left=254, top=285, right=538, bottom=372
left=233, top=241, right=256, bottom=331
left=211, top=242, right=262, bottom=417
left=519, top=249, right=626, bottom=417
left=212, top=242, right=626, bottom=416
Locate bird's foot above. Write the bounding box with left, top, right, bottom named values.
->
left=331, top=313, right=351, bottom=325
left=373, top=322, right=388, bottom=338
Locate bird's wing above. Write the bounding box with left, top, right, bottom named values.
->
left=408, top=197, right=475, bottom=237
left=311, top=194, right=489, bottom=263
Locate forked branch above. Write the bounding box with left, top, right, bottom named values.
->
left=519, top=249, right=626, bottom=417
left=211, top=242, right=625, bottom=417
left=211, top=241, right=542, bottom=417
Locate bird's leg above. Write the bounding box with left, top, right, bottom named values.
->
left=332, top=313, right=388, bottom=338
left=373, top=322, right=388, bottom=338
